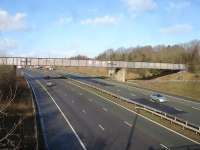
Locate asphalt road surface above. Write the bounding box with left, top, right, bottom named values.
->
left=24, top=69, right=200, bottom=150
left=56, top=70, right=200, bottom=126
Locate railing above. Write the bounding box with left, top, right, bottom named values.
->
left=68, top=78, right=200, bottom=140
left=0, top=57, right=186, bottom=70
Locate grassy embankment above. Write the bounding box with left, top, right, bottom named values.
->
left=60, top=66, right=108, bottom=77
left=60, top=66, right=200, bottom=102
left=0, top=65, right=38, bottom=149
left=66, top=78, right=200, bottom=143
left=128, top=71, right=200, bottom=102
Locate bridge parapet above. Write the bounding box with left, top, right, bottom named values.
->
left=0, top=57, right=186, bottom=70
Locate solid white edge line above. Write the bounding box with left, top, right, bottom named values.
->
left=37, top=80, right=87, bottom=150
left=160, top=144, right=170, bottom=150
left=126, top=82, right=200, bottom=105
left=27, top=80, right=50, bottom=150
left=68, top=81, right=200, bottom=145
left=25, top=79, right=39, bottom=150
left=174, top=107, right=183, bottom=112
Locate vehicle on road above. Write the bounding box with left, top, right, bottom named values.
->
left=150, top=93, right=167, bottom=103
left=44, top=76, right=50, bottom=80
left=46, top=81, right=56, bottom=87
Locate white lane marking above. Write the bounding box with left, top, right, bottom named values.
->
left=174, top=107, right=183, bottom=111
left=160, top=144, right=170, bottom=150
left=130, top=84, right=199, bottom=106
left=82, top=109, right=86, bottom=114
left=72, top=100, right=74, bottom=103
left=98, top=124, right=105, bottom=131
left=131, top=93, right=136, bottom=97
left=124, top=121, right=132, bottom=128
left=79, top=93, right=83, bottom=96
left=37, top=80, right=87, bottom=150
left=88, top=99, right=93, bottom=102
left=192, top=107, right=200, bottom=111
left=67, top=78, right=200, bottom=145
left=28, top=80, right=49, bottom=150
left=80, top=86, right=200, bottom=145
left=117, top=89, right=121, bottom=92
left=26, top=80, right=39, bottom=150
left=102, top=107, right=108, bottom=112
left=24, top=72, right=34, bottom=78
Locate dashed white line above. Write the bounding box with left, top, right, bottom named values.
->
left=67, top=77, right=200, bottom=145
left=88, top=99, right=93, bottom=102
left=82, top=109, right=86, bottom=114
left=117, top=89, right=121, bottom=92
left=192, top=107, right=200, bottom=111
left=160, top=144, right=170, bottom=150
left=98, top=124, right=105, bottom=131
left=72, top=100, right=74, bottom=103
left=79, top=93, right=83, bottom=96
left=131, top=93, right=136, bottom=97
left=37, top=80, right=87, bottom=150
left=102, top=107, right=108, bottom=112
left=124, top=121, right=132, bottom=128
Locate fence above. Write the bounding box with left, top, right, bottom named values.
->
left=0, top=57, right=186, bottom=70
left=68, top=77, right=200, bottom=143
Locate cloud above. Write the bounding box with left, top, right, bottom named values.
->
left=81, top=16, right=120, bottom=25
left=160, top=24, right=193, bottom=34
left=16, top=48, right=78, bottom=58
left=123, top=0, right=157, bottom=12
left=168, top=0, right=191, bottom=10
left=0, top=38, right=17, bottom=50
left=0, top=9, right=27, bottom=32
left=56, top=16, right=73, bottom=25
left=0, top=38, right=17, bottom=56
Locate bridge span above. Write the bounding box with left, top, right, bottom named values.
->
left=0, top=57, right=186, bottom=82
left=0, top=57, right=186, bottom=70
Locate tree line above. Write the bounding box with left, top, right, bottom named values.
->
left=95, top=40, right=200, bottom=72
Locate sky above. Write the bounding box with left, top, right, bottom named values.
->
left=0, top=0, right=200, bottom=57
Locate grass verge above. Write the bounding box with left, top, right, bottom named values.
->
left=0, top=67, right=38, bottom=149
left=128, top=81, right=200, bottom=102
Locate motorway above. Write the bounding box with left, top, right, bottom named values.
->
left=24, top=69, right=200, bottom=150
left=56, top=71, right=200, bottom=126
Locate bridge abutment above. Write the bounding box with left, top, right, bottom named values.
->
left=108, top=68, right=126, bottom=82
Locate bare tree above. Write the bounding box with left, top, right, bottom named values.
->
left=0, top=67, right=25, bottom=149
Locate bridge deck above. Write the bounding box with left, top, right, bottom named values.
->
left=0, top=57, right=186, bottom=70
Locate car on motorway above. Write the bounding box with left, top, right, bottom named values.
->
left=44, top=76, right=50, bottom=80
left=150, top=93, right=167, bottom=103
left=46, top=81, right=56, bottom=87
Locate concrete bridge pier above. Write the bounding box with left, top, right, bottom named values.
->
left=108, top=68, right=126, bottom=82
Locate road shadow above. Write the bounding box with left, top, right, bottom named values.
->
left=131, top=98, right=186, bottom=115
left=65, top=74, right=113, bottom=86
